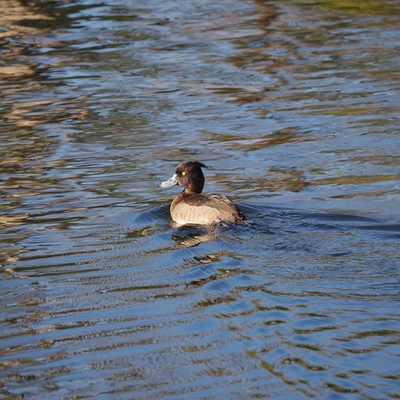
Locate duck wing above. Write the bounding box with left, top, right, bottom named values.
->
left=184, top=193, right=246, bottom=222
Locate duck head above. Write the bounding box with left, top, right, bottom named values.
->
left=160, top=161, right=208, bottom=195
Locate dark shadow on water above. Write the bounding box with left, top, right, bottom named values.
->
left=130, top=203, right=171, bottom=228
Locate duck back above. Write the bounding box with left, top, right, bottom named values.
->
left=171, top=193, right=245, bottom=225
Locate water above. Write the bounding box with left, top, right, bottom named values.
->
left=1, top=0, right=399, bottom=398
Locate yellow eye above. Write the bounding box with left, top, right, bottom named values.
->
left=181, top=171, right=186, bottom=176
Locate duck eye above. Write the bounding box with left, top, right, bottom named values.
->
left=181, top=171, right=186, bottom=176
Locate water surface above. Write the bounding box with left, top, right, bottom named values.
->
left=1, top=0, right=399, bottom=398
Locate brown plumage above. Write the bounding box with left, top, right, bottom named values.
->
left=160, top=161, right=246, bottom=225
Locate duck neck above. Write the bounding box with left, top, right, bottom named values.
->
left=184, top=179, right=204, bottom=195
left=172, top=187, right=199, bottom=207
left=183, top=187, right=200, bottom=196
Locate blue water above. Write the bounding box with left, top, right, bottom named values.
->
left=1, top=0, right=399, bottom=398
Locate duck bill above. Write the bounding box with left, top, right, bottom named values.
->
left=160, top=174, right=178, bottom=188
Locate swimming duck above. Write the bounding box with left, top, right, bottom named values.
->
left=160, top=161, right=246, bottom=225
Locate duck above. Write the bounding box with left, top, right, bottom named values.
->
left=160, top=161, right=246, bottom=225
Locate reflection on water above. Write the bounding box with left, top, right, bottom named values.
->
left=1, top=0, right=399, bottom=398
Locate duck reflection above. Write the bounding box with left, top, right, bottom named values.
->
left=171, top=223, right=218, bottom=248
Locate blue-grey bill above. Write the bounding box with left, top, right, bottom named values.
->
left=160, top=175, right=178, bottom=188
